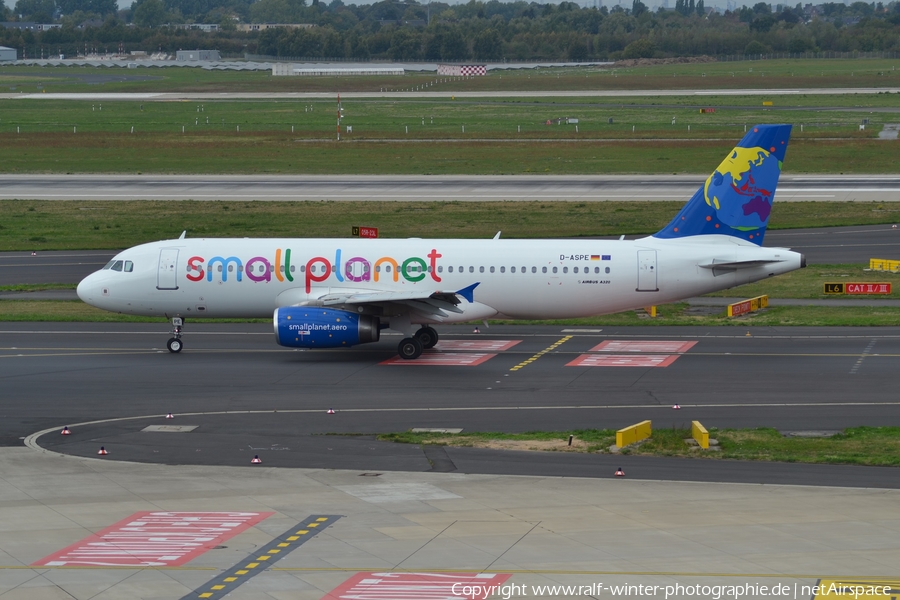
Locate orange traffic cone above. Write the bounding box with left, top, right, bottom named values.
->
left=615, top=467, right=624, bottom=477
left=61, top=426, right=71, bottom=435
left=98, top=446, right=108, bottom=455
left=251, top=455, right=262, bottom=464
left=327, top=408, right=335, bottom=414
left=672, top=404, right=681, bottom=410
left=165, top=413, right=174, bottom=419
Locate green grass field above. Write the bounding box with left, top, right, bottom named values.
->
left=4, top=200, right=900, bottom=251
left=0, top=94, right=896, bottom=174
left=2, top=58, right=899, bottom=93
left=377, top=426, right=900, bottom=466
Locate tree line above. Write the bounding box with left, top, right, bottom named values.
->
left=1, top=0, right=899, bottom=61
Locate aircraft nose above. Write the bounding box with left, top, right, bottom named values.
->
left=77, top=273, right=99, bottom=304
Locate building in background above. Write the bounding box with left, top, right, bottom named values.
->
left=0, top=46, right=16, bottom=61
left=175, top=50, right=221, bottom=61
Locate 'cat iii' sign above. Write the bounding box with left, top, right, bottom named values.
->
left=824, top=282, right=892, bottom=294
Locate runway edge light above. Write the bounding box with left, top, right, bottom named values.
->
left=61, top=427, right=71, bottom=435
left=251, top=455, right=262, bottom=464
left=615, top=467, right=625, bottom=477
left=98, top=446, right=108, bottom=455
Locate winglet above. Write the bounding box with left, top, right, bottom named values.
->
left=179, top=230, right=187, bottom=240
left=493, top=231, right=501, bottom=240
left=456, top=282, right=480, bottom=303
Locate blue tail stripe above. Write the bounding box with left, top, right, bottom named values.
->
left=654, top=124, right=792, bottom=246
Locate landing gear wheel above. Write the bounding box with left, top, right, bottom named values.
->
left=398, top=337, right=424, bottom=360
left=166, top=337, right=183, bottom=353
left=414, top=326, right=439, bottom=349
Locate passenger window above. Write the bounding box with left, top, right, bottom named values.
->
left=521, top=266, right=526, bottom=273
left=102, top=260, right=115, bottom=270
left=228, top=265, right=234, bottom=272
left=364, top=264, right=370, bottom=272
left=124, top=261, right=133, bottom=272
left=552, top=267, right=558, bottom=274
left=386, top=265, right=392, bottom=273
left=238, top=265, right=244, bottom=272
left=573, top=267, right=579, bottom=274
left=563, top=267, right=568, bottom=273
left=531, top=266, right=536, bottom=273
left=290, top=265, right=296, bottom=272
left=438, top=266, right=443, bottom=273
left=217, top=265, right=223, bottom=272
left=299, top=265, right=305, bottom=272
left=479, top=266, right=484, bottom=273
left=542, top=267, right=547, bottom=273
left=448, top=266, right=453, bottom=273
left=490, top=266, right=495, bottom=273
left=469, top=266, right=474, bottom=273
left=594, top=267, right=600, bottom=274
left=280, top=265, right=284, bottom=272
left=606, top=267, right=611, bottom=274
left=511, top=267, right=516, bottom=273
left=500, top=266, right=506, bottom=273
left=111, top=260, right=123, bottom=271
left=458, top=266, right=463, bottom=272
left=269, top=265, right=274, bottom=272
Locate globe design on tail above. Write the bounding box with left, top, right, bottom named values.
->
left=703, top=146, right=781, bottom=233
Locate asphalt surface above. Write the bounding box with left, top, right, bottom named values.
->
left=2, top=174, right=899, bottom=202
left=6, top=87, right=900, bottom=100
left=2, top=224, right=897, bottom=287
left=4, top=322, right=900, bottom=488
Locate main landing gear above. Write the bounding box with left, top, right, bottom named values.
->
left=166, top=317, right=184, bottom=353
left=397, top=326, right=439, bottom=360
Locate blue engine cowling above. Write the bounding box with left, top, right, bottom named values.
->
left=274, top=307, right=380, bottom=349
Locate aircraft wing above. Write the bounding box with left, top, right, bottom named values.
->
left=311, top=283, right=479, bottom=321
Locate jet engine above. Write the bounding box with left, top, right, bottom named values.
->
left=274, top=307, right=380, bottom=349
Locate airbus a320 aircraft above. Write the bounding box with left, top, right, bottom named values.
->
left=78, top=124, right=804, bottom=359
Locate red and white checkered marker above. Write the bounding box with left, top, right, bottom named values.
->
left=98, top=446, right=108, bottom=455
left=251, top=455, right=261, bottom=464
left=61, top=427, right=71, bottom=435
left=327, top=408, right=335, bottom=414
left=615, top=467, right=624, bottom=477
left=165, top=413, right=174, bottom=419
left=672, top=404, right=681, bottom=410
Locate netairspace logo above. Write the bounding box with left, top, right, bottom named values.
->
left=452, top=581, right=892, bottom=599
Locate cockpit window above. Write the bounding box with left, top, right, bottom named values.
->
left=124, top=261, right=133, bottom=272
left=111, top=260, right=124, bottom=272
left=102, top=260, right=116, bottom=270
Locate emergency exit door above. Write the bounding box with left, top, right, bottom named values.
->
left=157, top=248, right=180, bottom=290
left=637, top=250, right=658, bottom=292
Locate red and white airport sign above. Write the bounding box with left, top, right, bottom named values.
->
left=322, top=571, right=512, bottom=600
left=847, top=282, right=892, bottom=295
left=33, top=511, right=272, bottom=567
left=351, top=226, right=379, bottom=239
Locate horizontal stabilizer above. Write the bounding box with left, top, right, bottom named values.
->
left=699, top=259, right=787, bottom=270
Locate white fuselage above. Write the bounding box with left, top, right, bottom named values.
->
left=77, top=235, right=803, bottom=326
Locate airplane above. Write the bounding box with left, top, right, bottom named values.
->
left=77, top=124, right=804, bottom=359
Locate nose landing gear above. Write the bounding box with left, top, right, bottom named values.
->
left=166, top=317, right=184, bottom=353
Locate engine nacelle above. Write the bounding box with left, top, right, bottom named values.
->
left=274, top=307, right=380, bottom=349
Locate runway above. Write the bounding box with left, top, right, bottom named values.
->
left=3, top=322, right=899, bottom=488
left=6, top=87, right=900, bottom=100
left=2, top=174, right=899, bottom=202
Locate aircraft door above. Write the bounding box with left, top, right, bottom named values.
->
left=637, top=250, right=658, bottom=292
left=157, top=248, right=180, bottom=290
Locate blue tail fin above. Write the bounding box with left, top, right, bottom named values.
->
left=654, top=124, right=792, bottom=246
